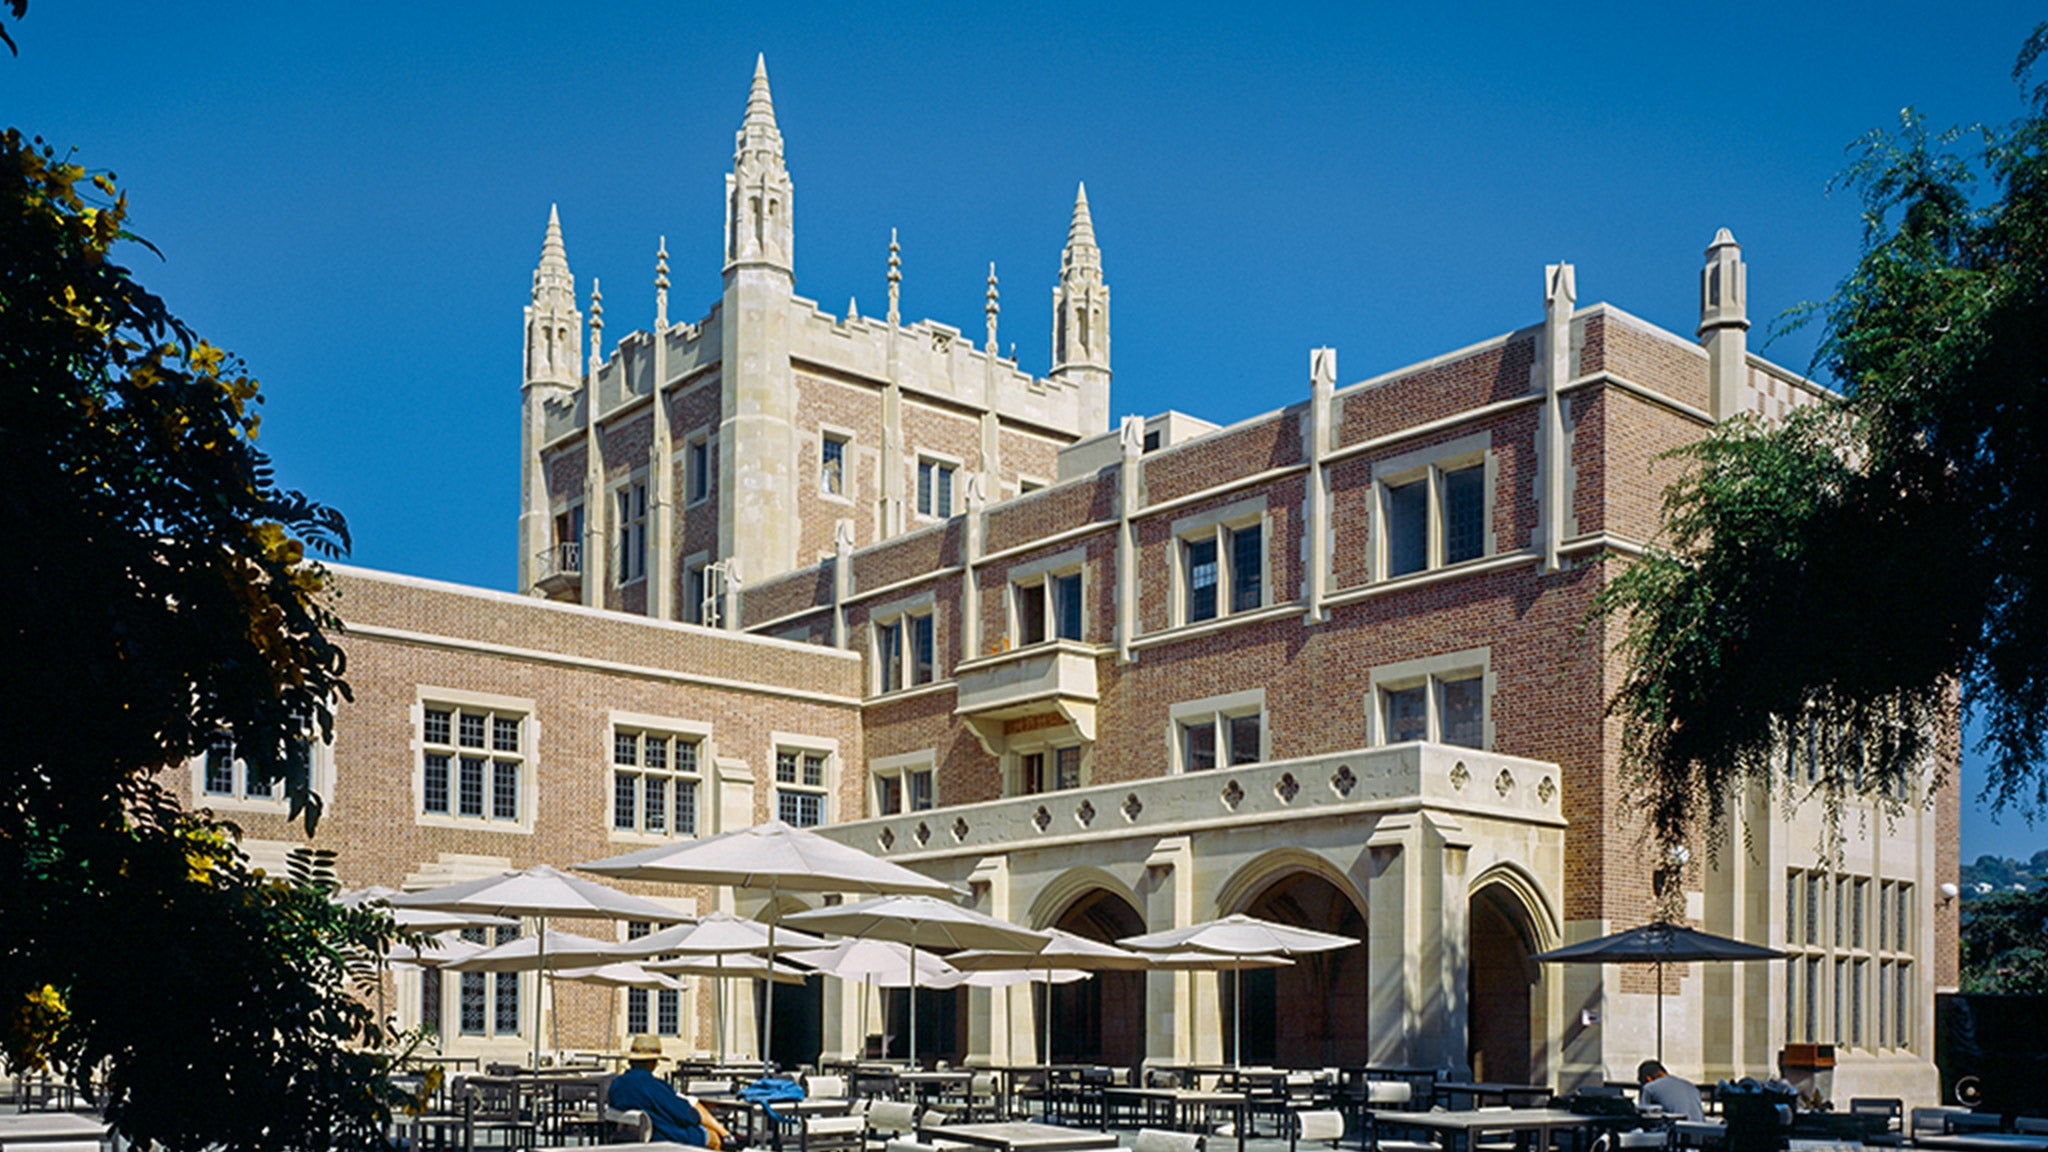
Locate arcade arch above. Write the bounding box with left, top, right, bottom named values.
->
left=1466, top=868, right=1554, bottom=1084
left=1220, top=856, right=1369, bottom=1068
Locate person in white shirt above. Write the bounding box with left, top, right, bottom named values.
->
left=1636, top=1060, right=1706, bottom=1122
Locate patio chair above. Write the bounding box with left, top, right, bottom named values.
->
left=1135, top=1129, right=1206, bottom=1152
left=866, top=1099, right=921, bottom=1150
left=809, top=1074, right=851, bottom=1100
left=603, top=1107, right=653, bottom=1143
left=1360, top=1083, right=1434, bottom=1152
left=463, top=1079, right=540, bottom=1152
left=796, top=1113, right=870, bottom=1152
left=1848, top=1098, right=1904, bottom=1147
left=1288, top=1110, right=1347, bottom=1152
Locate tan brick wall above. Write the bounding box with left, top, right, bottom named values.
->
left=1602, top=311, right=1711, bottom=413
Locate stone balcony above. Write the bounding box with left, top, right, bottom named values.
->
left=533, top=541, right=582, bottom=602
left=950, top=639, right=1100, bottom=753
left=819, top=742, right=1566, bottom=863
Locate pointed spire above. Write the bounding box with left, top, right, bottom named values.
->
left=886, top=228, right=902, bottom=326
left=985, top=262, right=1001, bottom=353
left=654, top=236, right=670, bottom=329
left=531, top=203, right=575, bottom=310
left=846, top=296, right=860, bottom=322
left=735, top=53, right=785, bottom=159
left=541, top=203, right=567, bottom=268
left=1068, top=183, right=1097, bottom=248
left=1061, top=182, right=1101, bottom=280
left=588, top=277, right=604, bottom=373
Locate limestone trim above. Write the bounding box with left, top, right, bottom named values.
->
left=345, top=622, right=859, bottom=706
left=856, top=680, right=957, bottom=708
left=1167, top=688, right=1269, bottom=775
left=1469, top=860, right=1563, bottom=951
left=186, top=724, right=336, bottom=816
left=1214, top=846, right=1370, bottom=923
left=1368, top=431, right=1495, bottom=584
left=1025, top=866, right=1146, bottom=931
left=768, top=731, right=841, bottom=828
left=868, top=748, right=938, bottom=819
left=1561, top=370, right=1712, bottom=425
left=1126, top=601, right=1303, bottom=650
left=1558, top=532, right=1649, bottom=559
left=606, top=710, right=716, bottom=844
left=1321, top=395, right=1540, bottom=469
left=1321, top=549, right=1540, bottom=611
left=1130, top=463, right=1309, bottom=524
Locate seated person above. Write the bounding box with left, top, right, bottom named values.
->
left=608, top=1034, right=712, bottom=1147
left=1636, top=1060, right=1705, bottom=1122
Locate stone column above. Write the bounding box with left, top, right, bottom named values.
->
left=1365, top=811, right=1473, bottom=1072
left=1115, top=416, right=1144, bottom=665
left=1538, top=264, right=1575, bottom=573
left=1305, top=348, right=1335, bottom=619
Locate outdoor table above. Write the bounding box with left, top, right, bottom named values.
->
left=1434, top=1083, right=1555, bottom=1108
left=702, top=1094, right=855, bottom=1152
left=0, top=1113, right=109, bottom=1152
left=1368, top=1107, right=1600, bottom=1152
left=899, top=1069, right=974, bottom=1110
left=598, top=1143, right=715, bottom=1152
left=1104, top=1087, right=1249, bottom=1147
left=1671, top=1120, right=1726, bottom=1148
left=918, top=1121, right=1121, bottom=1152
left=1914, top=1137, right=2048, bottom=1152
left=406, top=1053, right=483, bottom=1072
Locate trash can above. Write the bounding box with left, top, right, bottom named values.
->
left=1777, top=1043, right=1835, bottom=1106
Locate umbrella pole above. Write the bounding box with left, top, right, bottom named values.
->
left=716, top=956, right=727, bottom=1065
left=763, top=884, right=778, bottom=1072
left=1043, top=957, right=1054, bottom=1122
left=910, top=941, right=920, bottom=1070
left=536, top=914, right=548, bottom=1071
left=861, top=976, right=871, bottom=1061
left=1656, top=959, right=1664, bottom=1066
left=1233, top=956, right=1243, bottom=1073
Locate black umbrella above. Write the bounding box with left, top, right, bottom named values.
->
left=1532, top=921, right=1784, bottom=1063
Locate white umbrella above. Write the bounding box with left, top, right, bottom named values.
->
left=388, top=932, right=489, bottom=968
left=443, top=928, right=626, bottom=972
left=784, top=895, right=1048, bottom=1065
left=933, top=968, right=1090, bottom=988
left=947, top=928, right=1152, bottom=1095
left=576, top=820, right=960, bottom=1070
left=783, top=938, right=963, bottom=1060
left=615, top=913, right=827, bottom=1064
left=553, top=961, right=686, bottom=990
left=340, top=886, right=517, bottom=933
left=1122, top=914, right=1354, bottom=1072
left=390, top=865, right=686, bottom=1068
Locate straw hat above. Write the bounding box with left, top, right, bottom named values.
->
left=627, top=1034, right=664, bottom=1059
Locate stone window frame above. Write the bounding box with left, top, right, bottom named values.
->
left=618, top=896, right=695, bottom=1040
left=870, top=591, right=939, bottom=696
left=612, top=467, right=651, bottom=587
left=818, top=426, right=854, bottom=505
left=1364, top=647, right=1494, bottom=751
left=188, top=711, right=335, bottom=815
left=1007, top=726, right=1091, bottom=797
left=1168, top=495, right=1269, bottom=629
left=1167, top=687, right=1268, bottom=774
left=683, top=434, right=712, bottom=507
left=413, top=687, right=538, bottom=836
left=1007, top=545, right=1088, bottom=648
left=914, top=450, right=963, bottom=521
left=549, top=498, right=585, bottom=576
left=1016, top=474, right=1050, bottom=496
left=771, top=732, right=839, bottom=828
left=682, top=549, right=713, bottom=627
left=607, top=710, right=714, bottom=844
left=869, top=749, right=937, bottom=817
left=455, top=923, right=526, bottom=1038
left=1369, top=430, right=1497, bottom=583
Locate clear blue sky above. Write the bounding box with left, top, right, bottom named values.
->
left=5, top=1, right=2043, bottom=861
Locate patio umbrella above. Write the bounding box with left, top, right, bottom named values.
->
left=576, top=820, right=960, bottom=1070
left=783, top=938, right=964, bottom=1060
left=443, top=927, right=627, bottom=972
left=389, top=865, right=685, bottom=1068
left=388, top=932, right=490, bottom=968
left=1532, top=920, right=1785, bottom=1063
left=340, top=885, right=517, bottom=933
left=948, top=928, right=1153, bottom=1094
left=551, top=961, right=687, bottom=1062
left=615, top=912, right=828, bottom=1064
left=784, top=894, right=1049, bottom=1066
left=1121, top=914, right=1355, bottom=1072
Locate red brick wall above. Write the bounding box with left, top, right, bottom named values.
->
left=1336, top=332, right=1538, bottom=447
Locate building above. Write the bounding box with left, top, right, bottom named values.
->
left=200, top=59, right=1957, bottom=1101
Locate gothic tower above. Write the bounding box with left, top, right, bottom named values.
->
left=1050, top=183, right=1111, bottom=399
left=716, top=55, right=801, bottom=589
left=519, top=205, right=581, bottom=593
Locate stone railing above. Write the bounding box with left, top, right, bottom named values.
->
left=818, top=742, right=1564, bottom=862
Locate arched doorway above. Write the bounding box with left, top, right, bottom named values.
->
left=1467, top=882, right=1542, bottom=1084
left=1229, top=871, right=1369, bottom=1068
left=1046, top=889, right=1146, bottom=1068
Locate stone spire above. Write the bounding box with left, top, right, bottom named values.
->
left=1050, top=182, right=1110, bottom=392
left=985, top=262, right=1000, bottom=353
left=886, top=228, right=902, bottom=326
left=655, top=236, right=670, bottom=329
left=1700, top=227, right=1749, bottom=420
left=725, top=55, right=794, bottom=275
left=588, top=277, right=604, bottom=374
left=525, top=204, right=582, bottom=389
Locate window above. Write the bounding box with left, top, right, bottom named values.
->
left=872, top=759, right=935, bottom=816
left=551, top=504, right=584, bottom=573
left=459, top=925, right=522, bottom=1037
left=821, top=435, right=847, bottom=498
left=874, top=609, right=936, bottom=694
left=1178, top=515, right=1264, bottom=625
left=420, top=966, right=443, bottom=1037
left=420, top=700, right=526, bottom=827
left=1013, top=569, right=1084, bottom=646
left=1375, top=436, right=1491, bottom=580
left=686, top=439, right=710, bottom=504
left=1370, top=653, right=1489, bottom=750
left=775, top=747, right=830, bottom=827
left=612, top=728, right=702, bottom=837
left=616, top=479, right=648, bottom=584
left=684, top=561, right=708, bottom=626
left=196, top=731, right=284, bottom=802
left=1171, top=690, right=1266, bottom=773
left=916, top=459, right=955, bottom=518
left=624, top=921, right=682, bottom=1036
left=1020, top=746, right=1084, bottom=794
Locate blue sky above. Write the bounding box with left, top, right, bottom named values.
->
left=4, top=1, right=2043, bottom=861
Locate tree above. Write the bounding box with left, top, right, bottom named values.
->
left=0, top=129, right=404, bottom=1150
left=1597, top=26, right=2048, bottom=854
left=1960, top=882, right=2048, bottom=994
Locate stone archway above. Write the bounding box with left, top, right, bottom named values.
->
left=1229, top=870, right=1369, bottom=1068
left=1046, top=888, right=1147, bottom=1067
left=1467, top=881, right=1544, bottom=1084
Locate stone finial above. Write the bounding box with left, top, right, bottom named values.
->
left=833, top=519, right=856, bottom=553
left=1311, top=347, right=1337, bottom=393
left=655, top=236, right=670, bottom=329
left=846, top=296, right=859, bottom=321
left=1119, top=414, right=1146, bottom=457
left=1545, top=262, right=1576, bottom=310
left=984, top=262, right=1000, bottom=353
left=531, top=203, right=574, bottom=306
left=588, top=277, right=604, bottom=373
left=736, top=53, right=784, bottom=158
left=963, top=471, right=990, bottom=510
left=1062, top=182, right=1100, bottom=275
left=886, top=228, right=902, bottom=326
left=1699, top=227, right=1748, bottom=335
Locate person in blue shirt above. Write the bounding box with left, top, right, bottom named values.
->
left=608, top=1034, right=712, bottom=1147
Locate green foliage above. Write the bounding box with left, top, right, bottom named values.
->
left=1961, top=850, right=2048, bottom=894
left=1959, top=881, right=2048, bottom=994
left=1596, top=25, right=2048, bottom=854
left=0, top=128, right=401, bottom=1150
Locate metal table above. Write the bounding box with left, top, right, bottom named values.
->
left=919, top=1122, right=1121, bottom=1152
left=0, top=1113, right=108, bottom=1152
left=1369, top=1107, right=1600, bottom=1152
